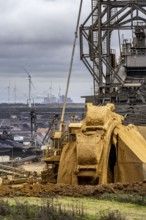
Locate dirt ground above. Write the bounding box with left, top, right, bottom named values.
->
left=0, top=162, right=146, bottom=197
left=0, top=180, right=146, bottom=197
left=0, top=181, right=146, bottom=197
left=20, top=161, right=46, bottom=174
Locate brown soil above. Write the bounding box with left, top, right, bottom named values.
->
left=20, top=161, right=45, bottom=174
left=0, top=181, right=146, bottom=197
left=0, top=162, right=146, bottom=198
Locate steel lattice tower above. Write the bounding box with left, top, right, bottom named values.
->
left=80, top=0, right=146, bottom=108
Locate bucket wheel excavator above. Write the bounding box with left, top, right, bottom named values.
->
left=42, top=0, right=146, bottom=185
left=42, top=103, right=146, bottom=185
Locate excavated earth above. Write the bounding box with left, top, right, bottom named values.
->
left=0, top=162, right=146, bottom=197
left=0, top=181, right=146, bottom=197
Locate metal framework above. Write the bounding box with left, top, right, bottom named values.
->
left=80, top=0, right=146, bottom=105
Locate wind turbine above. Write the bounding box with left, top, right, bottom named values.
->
left=23, top=93, right=28, bottom=105
left=58, top=86, right=61, bottom=103
left=14, top=84, right=17, bottom=104
left=5, top=82, right=11, bottom=104
left=49, top=82, right=52, bottom=104
left=58, top=86, right=61, bottom=97
left=23, top=68, right=34, bottom=108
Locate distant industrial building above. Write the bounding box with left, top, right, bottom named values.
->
left=43, top=94, right=73, bottom=104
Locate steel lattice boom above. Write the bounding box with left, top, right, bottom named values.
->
left=80, top=0, right=146, bottom=112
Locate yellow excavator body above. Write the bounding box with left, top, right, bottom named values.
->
left=43, top=103, right=146, bottom=185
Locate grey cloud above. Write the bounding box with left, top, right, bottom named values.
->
left=0, top=0, right=92, bottom=103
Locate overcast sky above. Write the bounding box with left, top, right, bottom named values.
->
left=0, top=0, right=94, bottom=103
